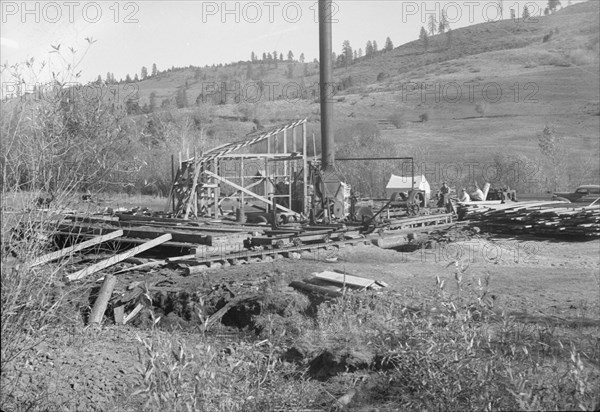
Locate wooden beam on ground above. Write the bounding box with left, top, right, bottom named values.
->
left=58, top=224, right=211, bottom=245
left=89, top=274, right=117, bottom=325
left=65, top=234, right=172, bottom=282
left=112, top=260, right=165, bottom=275
left=290, top=280, right=342, bottom=298
left=123, top=304, right=143, bottom=324
left=30, top=230, right=124, bottom=267
left=205, top=170, right=300, bottom=216
left=313, top=271, right=376, bottom=289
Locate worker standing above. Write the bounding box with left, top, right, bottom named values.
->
left=438, top=182, right=450, bottom=207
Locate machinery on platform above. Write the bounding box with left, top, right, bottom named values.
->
left=166, top=0, right=452, bottom=234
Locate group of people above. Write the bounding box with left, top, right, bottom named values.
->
left=437, top=181, right=487, bottom=208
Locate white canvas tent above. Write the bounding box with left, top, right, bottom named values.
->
left=386, top=174, right=431, bottom=198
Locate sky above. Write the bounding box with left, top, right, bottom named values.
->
left=0, top=0, right=579, bottom=87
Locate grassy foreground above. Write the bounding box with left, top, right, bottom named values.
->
left=131, top=267, right=599, bottom=412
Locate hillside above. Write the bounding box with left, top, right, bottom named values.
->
left=4, top=1, right=598, bottom=194
left=120, top=1, right=599, bottom=192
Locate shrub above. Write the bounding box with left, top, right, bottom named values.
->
left=570, top=49, right=597, bottom=66
left=420, top=112, right=430, bottom=122
left=388, top=112, right=406, bottom=128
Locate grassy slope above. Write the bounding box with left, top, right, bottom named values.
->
left=101, top=1, right=600, bottom=187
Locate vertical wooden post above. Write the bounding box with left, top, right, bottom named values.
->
left=171, top=154, right=175, bottom=212
left=289, top=163, right=294, bottom=211
left=292, top=127, right=297, bottom=153
left=240, top=156, right=245, bottom=208
left=89, top=274, right=117, bottom=325
left=264, top=157, right=271, bottom=204
left=214, top=159, right=220, bottom=218
left=283, top=129, right=288, bottom=178
left=303, top=122, right=308, bottom=215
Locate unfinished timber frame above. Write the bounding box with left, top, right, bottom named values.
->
left=170, top=119, right=309, bottom=220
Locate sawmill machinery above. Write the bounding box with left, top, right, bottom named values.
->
left=168, top=0, right=444, bottom=229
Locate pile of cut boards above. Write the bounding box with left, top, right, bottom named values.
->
left=457, top=201, right=600, bottom=237
left=290, top=270, right=388, bottom=297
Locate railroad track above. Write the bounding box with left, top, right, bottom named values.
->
left=176, top=236, right=373, bottom=275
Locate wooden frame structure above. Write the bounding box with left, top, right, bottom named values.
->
left=169, top=119, right=309, bottom=220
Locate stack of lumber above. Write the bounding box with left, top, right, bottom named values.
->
left=458, top=201, right=600, bottom=237
left=290, top=270, right=388, bottom=298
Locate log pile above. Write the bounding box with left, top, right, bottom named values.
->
left=457, top=201, right=600, bottom=237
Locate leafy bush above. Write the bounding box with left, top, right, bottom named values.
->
left=388, top=112, right=405, bottom=128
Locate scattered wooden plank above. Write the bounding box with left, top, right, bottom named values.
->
left=89, top=274, right=117, bottom=325
left=112, top=260, right=165, bottom=275
left=58, top=224, right=210, bottom=245
left=203, top=296, right=254, bottom=330
left=123, top=303, right=143, bottom=324
left=114, top=305, right=125, bottom=325
left=290, top=280, right=343, bottom=297
left=30, top=230, right=124, bottom=267
left=65, top=234, right=172, bottom=282
left=314, top=271, right=377, bottom=289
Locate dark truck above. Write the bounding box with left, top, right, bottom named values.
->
left=552, top=185, right=600, bottom=204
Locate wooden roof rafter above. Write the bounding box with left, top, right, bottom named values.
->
left=183, top=118, right=307, bottom=165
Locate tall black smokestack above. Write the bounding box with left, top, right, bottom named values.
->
left=319, top=0, right=334, bottom=171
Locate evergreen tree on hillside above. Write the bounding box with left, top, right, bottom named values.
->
left=299, top=53, right=305, bottom=63
left=125, top=74, right=132, bottom=83
left=523, top=5, right=530, bottom=19
left=342, top=40, right=353, bottom=66
left=354, top=50, right=358, bottom=60
left=287, top=50, right=294, bottom=61
left=175, top=87, right=188, bottom=108
left=96, top=75, right=102, bottom=84
left=134, top=74, right=139, bottom=82
left=358, top=48, right=363, bottom=58
left=141, top=66, right=148, bottom=79
left=286, top=64, right=294, bottom=79
left=547, top=0, right=561, bottom=13
left=262, top=52, right=267, bottom=61
left=366, top=40, right=373, bottom=56
left=106, top=72, right=111, bottom=84
left=373, top=41, right=378, bottom=53
left=420, top=26, right=429, bottom=51
left=497, top=0, right=504, bottom=18
left=151, top=63, right=157, bottom=76
left=251, top=51, right=256, bottom=61
left=280, top=53, right=283, bottom=61
left=149, top=92, right=157, bottom=112
left=439, top=10, right=449, bottom=33
left=428, top=15, right=437, bottom=36
left=384, top=37, right=393, bottom=51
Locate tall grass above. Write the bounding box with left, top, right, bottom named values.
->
left=133, top=263, right=599, bottom=411
left=0, top=44, right=139, bottom=408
